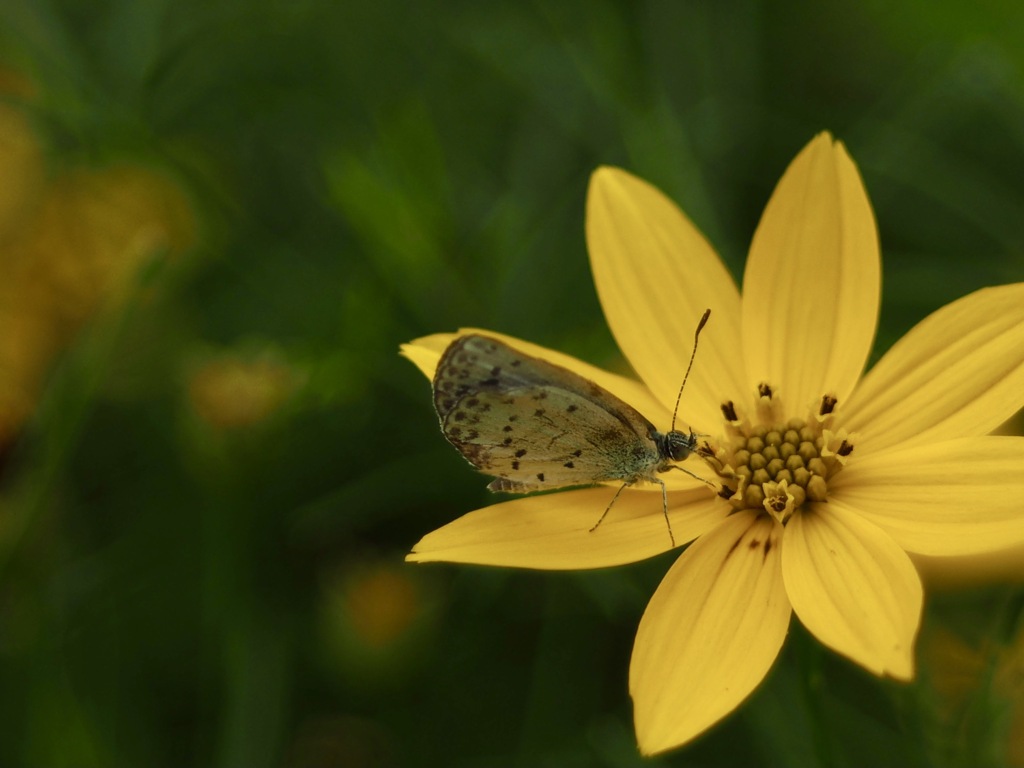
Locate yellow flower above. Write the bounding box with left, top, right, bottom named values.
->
left=400, top=133, right=1024, bottom=754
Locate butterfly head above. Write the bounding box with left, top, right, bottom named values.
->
left=657, top=428, right=699, bottom=462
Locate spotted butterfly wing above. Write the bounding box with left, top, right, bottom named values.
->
left=432, top=334, right=667, bottom=493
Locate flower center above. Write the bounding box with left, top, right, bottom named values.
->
left=697, top=384, right=853, bottom=525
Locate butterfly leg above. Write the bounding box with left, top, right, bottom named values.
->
left=654, top=477, right=676, bottom=549
left=665, top=464, right=716, bottom=488
left=589, top=480, right=677, bottom=549
left=589, top=482, right=632, bottom=535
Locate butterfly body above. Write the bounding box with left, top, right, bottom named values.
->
left=432, top=334, right=698, bottom=495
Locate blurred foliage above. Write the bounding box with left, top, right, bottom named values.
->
left=0, top=0, right=1022, bottom=766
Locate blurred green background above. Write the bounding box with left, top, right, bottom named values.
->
left=0, top=1, right=1023, bottom=766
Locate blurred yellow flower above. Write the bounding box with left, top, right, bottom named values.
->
left=187, top=349, right=301, bottom=430
left=401, top=133, right=1024, bottom=754
left=336, top=564, right=422, bottom=651
left=15, top=164, right=197, bottom=329
left=0, top=84, right=196, bottom=445
left=0, top=98, right=45, bottom=244
left=0, top=88, right=51, bottom=445
left=0, top=271, right=62, bottom=445
left=317, top=561, right=435, bottom=693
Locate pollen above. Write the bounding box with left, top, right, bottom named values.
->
left=699, top=388, right=854, bottom=524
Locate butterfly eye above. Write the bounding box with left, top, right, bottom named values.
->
left=667, top=431, right=695, bottom=461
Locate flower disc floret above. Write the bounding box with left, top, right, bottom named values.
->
left=701, top=388, right=853, bottom=524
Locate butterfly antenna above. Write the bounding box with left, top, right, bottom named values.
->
left=670, top=309, right=711, bottom=432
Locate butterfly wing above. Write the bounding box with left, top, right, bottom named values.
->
left=433, top=335, right=662, bottom=492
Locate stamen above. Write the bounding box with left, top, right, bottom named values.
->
left=762, top=480, right=797, bottom=525
left=721, top=401, right=738, bottom=422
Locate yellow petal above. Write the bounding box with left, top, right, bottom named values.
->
left=783, top=503, right=921, bottom=680
left=830, top=436, right=1024, bottom=556
left=843, top=283, right=1024, bottom=454
left=629, top=511, right=790, bottom=754
left=407, top=487, right=727, bottom=568
left=585, top=167, right=746, bottom=433
left=399, top=333, right=452, bottom=380
left=401, top=328, right=673, bottom=424
left=742, top=133, right=880, bottom=409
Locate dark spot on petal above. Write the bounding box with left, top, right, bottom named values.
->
left=511, top=460, right=520, bottom=470
left=467, top=429, right=479, bottom=440
left=490, top=366, right=502, bottom=376
left=763, top=538, right=773, bottom=559
left=508, top=415, right=518, bottom=422
left=503, top=425, right=513, bottom=432
left=453, top=411, right=466, bottom=422
left=448, top=427, right=462, bottom=437
left=748, top=538, right=761, bottom=549
left=510, top=359, right=521, bottom=367
left=725, top=536, right=743, bottom=560
left=480, top=378, right=500, bottom=387
left=502, top=437, right=512, bottom=446
left=534, top=409, right=546, bottom=418
left=566, top=404, right=578, bottom=413
left=466, top=397, right=479, bottom=407
left=563, top=461, right=574, bottom=469
left=536, top=472, right=545, bottom=482
left=572, top=449, right=582, bottom=457
left=515, top=449, right=527, bottom=458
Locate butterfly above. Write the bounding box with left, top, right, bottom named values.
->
left=431, top=310, right=713, bottom=546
